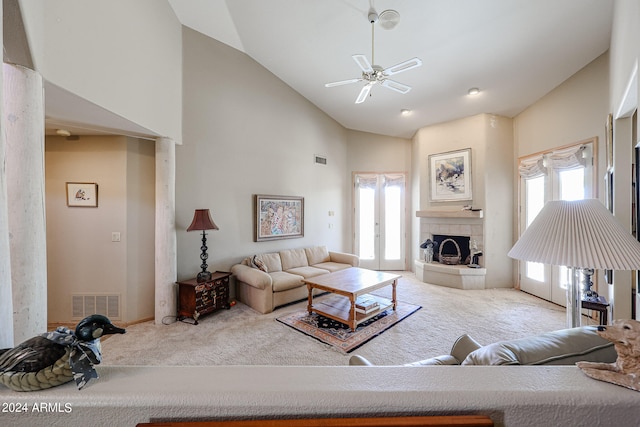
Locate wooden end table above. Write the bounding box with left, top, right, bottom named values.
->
left=177, top=271, right=232, bottom=324
left=303, top=267, right=401, bottom=331
left=581, top=296, right=609, bottom=326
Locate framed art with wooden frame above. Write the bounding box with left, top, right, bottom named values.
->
left=254, top=194, right=304, bottom=241
left=66, top=182, right=98, bottom=207
left=429, top=148, right=472, bottom=202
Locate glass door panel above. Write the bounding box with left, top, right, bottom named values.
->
left=518, top=141, right=594, bottom=305
left=354, top=173, right=405, bottom=270
left=551, top=167, right=586, bottom=305
left=520, top=175, right=550, bottom=299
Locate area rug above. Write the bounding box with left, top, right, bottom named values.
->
left=276, top=298, right=421, bottom=353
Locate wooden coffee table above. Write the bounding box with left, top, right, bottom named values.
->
left=304, top=267, right=401, bottom=331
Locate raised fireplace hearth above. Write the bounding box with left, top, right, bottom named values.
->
left=414, top=260, right=486, bottom=290
left=416, top=209, right=486, bottom=289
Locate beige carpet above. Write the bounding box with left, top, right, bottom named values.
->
left=101, top=272, right=596, bottom=366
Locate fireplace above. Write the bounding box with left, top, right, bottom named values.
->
left=415, top=209, right=486, bottom=289
left=432, top=234, right=470, bottom=265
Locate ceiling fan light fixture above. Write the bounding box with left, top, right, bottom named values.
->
left=468, top=87, right=481, bottom=96
left=325, top=7, right=421, bottom=104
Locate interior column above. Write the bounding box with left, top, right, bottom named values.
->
left=155, top=137, right=177, bottom=324
left=3, top=63, right=47, bottom=343
left=0, top=62, right=15, bottom=348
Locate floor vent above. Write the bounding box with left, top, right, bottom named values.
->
left=72, top=294, right=121, bottom=320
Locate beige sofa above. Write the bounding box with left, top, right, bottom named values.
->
left=230, top=246, right=359, bottom=314
left=350, top=326, right=617, bottom=366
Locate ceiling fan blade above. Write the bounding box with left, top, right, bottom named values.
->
left=352, top=54, right=373, bottom=73
left=325, top=78, right=362, bottom=88
left=355, top=83, right=373, bottom=104
left=383, top=57, right=422, bottom=76
left=382, top=79, right=411, bottom=94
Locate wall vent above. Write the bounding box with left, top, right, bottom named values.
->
left=314, top=154, right=327, bottom=165
left=72, top=294, right=121, bottom=320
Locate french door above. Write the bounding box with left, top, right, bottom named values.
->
left=353, top=173, right=406, bottom=270
left=519, top=142, right=595, bottom=305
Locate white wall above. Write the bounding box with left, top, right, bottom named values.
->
left=45, top=136, right=155, bottom=323
left=346, top=129, right=412, bottom=265
left=177, top=28, right=350, bottom=279
left=514, top=53, right=609, bottom=159
left=346, top=130, right=412, bottom=174
left=126, top=139, right=156, bottom=321
left=609, top=0, right=639, bottom=320
left=609, top=0, right=639, bottom=118
left=19, top=0, right=182, bottom=141
left=513, top=53, right=610, bottom=304
left=412, top=114, right=514, bottom=287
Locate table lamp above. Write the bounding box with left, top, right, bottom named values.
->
left=508, top=199, right=640, bottom=327
left=187, top=209, right=219, bottom=282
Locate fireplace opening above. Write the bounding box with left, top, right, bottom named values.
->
left=432, top=234, right=471, bottom=265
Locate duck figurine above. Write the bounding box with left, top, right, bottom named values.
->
left=0, top=314, right=125, bottom=392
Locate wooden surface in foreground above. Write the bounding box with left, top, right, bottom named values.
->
left=137, top=414, right=494, bottom=427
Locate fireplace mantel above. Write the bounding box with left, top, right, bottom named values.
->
left=416, top=209, right=483, bottom=219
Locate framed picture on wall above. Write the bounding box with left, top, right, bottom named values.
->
left=254, top=194, right=304, bottom=241
left=429, top=148, right=472, bottom=202
left=66, top=182, right=98, bottom=207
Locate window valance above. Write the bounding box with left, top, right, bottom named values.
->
left=518, top=144, right=589, bottom=178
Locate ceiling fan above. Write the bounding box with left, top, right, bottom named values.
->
left=325, top=9, right=422, bottom=104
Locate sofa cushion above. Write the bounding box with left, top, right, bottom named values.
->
left=305, top=246, right=330, bottom=265
left=280, top=249, right=309, bottom=271
left=311, top=261, right=352, bottom=273
left=257, top=252, right=282, bottom=273
left=450, top=334, right=482, bottom=363
left=270, top=271, right=305, bottom=292
left=286, top=266, right=330, bottom=279
left=461, top=326, right=616, bottom=366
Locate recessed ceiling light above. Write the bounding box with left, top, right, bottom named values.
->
left=56, top=129, right=71, bottom=137
left=467, top=87, right=480, bottom=96
left=401, top=109, right=411, bottom=116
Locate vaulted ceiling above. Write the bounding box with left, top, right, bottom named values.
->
left=168, top=0, right=613, bottom=138
left=41, top=1, right=613, bottom=139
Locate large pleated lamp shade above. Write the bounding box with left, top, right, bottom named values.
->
left=508, top=199, right=640, bottom=327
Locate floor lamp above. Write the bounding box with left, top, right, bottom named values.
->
left=508, top=199, right=640, bottom=328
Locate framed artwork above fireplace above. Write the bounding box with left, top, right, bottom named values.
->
left=429, top=148, right=472, bottom=202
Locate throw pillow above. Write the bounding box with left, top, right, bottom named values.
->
left=252, top=255, right=268, bottom=273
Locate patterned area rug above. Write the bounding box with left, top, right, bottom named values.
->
left=276, top=298, right=421, bottom=353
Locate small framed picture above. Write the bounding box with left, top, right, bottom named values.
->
left=66, top=182, right=98, bottom=207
